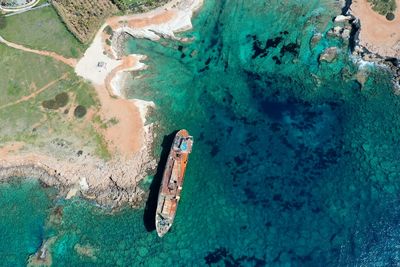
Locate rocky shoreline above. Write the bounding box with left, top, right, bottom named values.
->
left=0, top=0, right=204, bottom=210
left=342, top=0, right=399, bottom=90
left=0, top=125, right=157, bottom=208
left=318, top=1, right=399, bottom=90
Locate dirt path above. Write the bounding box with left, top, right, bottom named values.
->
left=0, top=73, right=69, bottom=110
left=5, top=3, right=50, bottom=17
left=0, top=36, right=77, bottom=67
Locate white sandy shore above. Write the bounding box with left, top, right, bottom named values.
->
left=74, top=0, right=203, bottom=153
left=76, top=0, right=204, bottom=94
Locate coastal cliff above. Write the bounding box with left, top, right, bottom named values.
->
left=325, top=0, right=399, bottom=90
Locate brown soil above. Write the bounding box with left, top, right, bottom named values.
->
left=93, top=83, right=143, bottom=158
left=0, top=142, right=24, bottom=158
left=351, top=0, right=400, bottom=58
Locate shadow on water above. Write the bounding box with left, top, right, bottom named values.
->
left=143, top=130, right=178, bottom=232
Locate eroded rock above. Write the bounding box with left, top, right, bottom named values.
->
left=319, top=47, right=339, bottom=63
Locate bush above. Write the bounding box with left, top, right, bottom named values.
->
left=55, top=92, right=69, bottom=107
left=386, top=12, right=395, bottom=20
left=42, top=92, right=69, bottom=109
left=42, top=99, right=58, bottom=109
left=368, top=0, right=397, bottom=16
left=74, top=105, right=87, bottom=118
left=0, top=13, right=7, bottom=30
left=104, top=25, right=113, bottom=36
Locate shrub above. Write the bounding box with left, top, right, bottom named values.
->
left=104, top=25, right=113, bottom=35
left=42, top=99, right=58, bottom=109
left=55, top=92, right=69, bottom=107
left=386, top=12, right=395, bottom=20
left=74, top=105, right=87, bottom=118
left=42, top=92, right=69, bottom=109
left=368, top=0, right=397, bottom=16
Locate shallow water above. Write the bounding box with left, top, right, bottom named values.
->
left=2, top=0, right=400, bottom=266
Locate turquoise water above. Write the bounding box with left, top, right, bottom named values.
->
left=2, top=0, right=400, bottom=265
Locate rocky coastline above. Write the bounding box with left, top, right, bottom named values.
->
left=0, top=0, right=203, bottom=210
left=0, top=125, right=157, bottom=209
left=324, top=0, right=399, bottom=90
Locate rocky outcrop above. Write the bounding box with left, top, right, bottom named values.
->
left=334, top=14, right=352, bottom=22
left=349, top=27, right=400, bottom=92
left=310, top=33, right=322, bottom=50
left=330, top=1, right=400, bottom=91
left=0, top=126, right=157, bottom=209
left=319, top=47, right=339, bottom=63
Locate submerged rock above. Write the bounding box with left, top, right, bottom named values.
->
left=310, top=33, right=322, bottom=49
left=356, top=68, right=368, bottom=89
left=319, top=47, right=339, bottom=63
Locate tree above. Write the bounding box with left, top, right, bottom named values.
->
left=0, top=13, right=6, bottom=30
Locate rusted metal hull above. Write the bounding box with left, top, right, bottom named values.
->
left=155, top=129, right=193, bottom=237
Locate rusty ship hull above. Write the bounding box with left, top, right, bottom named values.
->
left=155, top=129, right=193, bottom=237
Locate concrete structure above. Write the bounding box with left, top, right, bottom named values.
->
left=0, top=0, right=40, bottom=12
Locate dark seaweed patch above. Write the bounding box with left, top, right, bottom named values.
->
left=204, top=247, right=266, bottom=266
left=252, top=38, right=269, bottom=59
left=280, top=43, right=299, bottom=57
left=266, top=36, right=283, bottom=49
left=272, top=55, right=282, bottom=65
left=251, top=35, right=284, bottom=59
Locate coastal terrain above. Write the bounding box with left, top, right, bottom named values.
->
left=1, top=0, right=400, bottom=265
left=0, top=0, right=202, bottom=208
left=351, top=0, right=399, bottom=58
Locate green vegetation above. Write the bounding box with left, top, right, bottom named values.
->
left=0, top=6, right=86, bottom=58
left=93, top=130, right=111, bottom=160
left=367, top=0, right=397, bottom=16
left=104, top=25, right=113, bottom=36
left=0, top=44, right=70, bottom=106
left=42, top=92, right=69, bottom=110
left=0, top=13, right=6, bottom=30
left=73, top=105, right=87, bottom=118
left=386, top=12, right=395, bottom=20
left=112, top=0, right=168, bottom=11
left=52, top=0, right=119, bottom=43
left=0, top=44, right=110, bottom=159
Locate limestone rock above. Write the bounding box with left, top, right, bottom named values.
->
left=356, top=69, right=368, bottom=89
left=310, top=33, right=322, bottom=49
left=319, top=47, right=339, bottom=63
left=334, top=15, right=352, bottom=22
left=341, top=27, right=351, bottom=39
left=328, top=26, right=343, bottom=38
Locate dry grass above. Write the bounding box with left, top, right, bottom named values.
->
left=52, top=0, right=119, bottom=43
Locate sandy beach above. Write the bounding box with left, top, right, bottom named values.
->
left=0, top=0, right=203, bottom=206
left=350, top=0, right=400, bottom=58
left=74, top=0, right=203, bottom=158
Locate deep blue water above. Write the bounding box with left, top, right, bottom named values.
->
left=2, top=0, right=400, bottom=266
